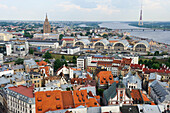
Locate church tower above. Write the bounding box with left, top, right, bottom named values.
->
left=43, top=13, right=51, bottom=33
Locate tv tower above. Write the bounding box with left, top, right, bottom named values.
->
left=138, top=0, right=143, bottom=26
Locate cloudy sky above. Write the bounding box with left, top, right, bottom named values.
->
left=0, top=0, right=170, bottom=21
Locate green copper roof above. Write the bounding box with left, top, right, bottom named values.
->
left=103, top=82, right=117, bottom=103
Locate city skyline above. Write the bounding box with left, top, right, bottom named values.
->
left=0, top=0, right=170, bottom=21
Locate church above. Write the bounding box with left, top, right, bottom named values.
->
left=43, top=14, right=51, bottom=33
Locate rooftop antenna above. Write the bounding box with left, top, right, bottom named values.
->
left=138, top=0, right=143, bottom=26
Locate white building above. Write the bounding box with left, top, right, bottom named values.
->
left=56, top=64, right=74, bottom=78
left=33, top=33, right=59, bottom=40
left=0, top=31, right=13, bottom=41
left=3, top=84, right=35, bottom=113
left=77, top=56, right=86, bottom=70
left=28, top=40, right=59, bottom=49
left=122, top=55, right=139, bottom=64
left=0, top=53, right=3, bottom=64
left=0, top=68, right=14, bottom=77
left=61, top=47, right=80, bottom=55
left=0, top=43, right=12, bottom=56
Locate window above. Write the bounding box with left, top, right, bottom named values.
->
left=120, top=97, right=122, bottom=99
left=120, top=91, right=123, bottom=94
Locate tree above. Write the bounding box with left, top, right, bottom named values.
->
left=24, top=31, right=33, bottom=38
left=61, top=55, right=65, bottom=60
left=54, top=59, right=68, bottom=72
left=59, top=34, right=64, bottom=40
left=15, top=58, right=24, bottom=65
left=54, top=59, right=62, bottom=72
left=85, top=32, right=90, bottom=36
left=102, top=34, right=108, bottom=38
left=97, top=89, right=104, bottom=96
left=71, top=33, right=74, bottom=37
left=147, top=52, right=151, bottom=56
left=152, top=63, right=160, bottom=69
left=62, top=60, right=68, bottom=66
left=29, top=48, right=34, bottom=54
left=80, top=33, right=83, bottom=36
left=144, top=60, right=148, bottom=64
left=125, top=36, right=130, bottom=40
left=44, top=59, right=51, bottom=64
left=139, top=59, right=143, bottom=64
left=43, top=51, right=52, bottom=59
left=152, top=57, right=156, bottom=61
left=154, top=51, right=159, bottom=56
left=72, top=56, right=77, bottom=63
left=35, top=60, right=39, bottom=62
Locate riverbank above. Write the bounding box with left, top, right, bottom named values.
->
left=99, top=22, right=170, bottom=45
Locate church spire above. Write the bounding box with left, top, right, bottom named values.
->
left=46, top=13, right=48, bottom=19
left=43, top=13, right=51, bottom=33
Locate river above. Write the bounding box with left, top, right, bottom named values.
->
left=99, top=22, right=170, bottom=44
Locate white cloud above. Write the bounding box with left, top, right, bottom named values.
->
left=0, top=4, right=8, bottom=9
left=56, top=1, right=120, bottom=15
left=0, top=4, right=17, bottom=10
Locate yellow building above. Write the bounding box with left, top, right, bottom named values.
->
left=30, top=72, right=42, bottom=88
left=0, top=32, right=13, bottom=41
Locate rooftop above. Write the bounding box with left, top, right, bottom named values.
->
left=8, top=85, right=34, bottom=98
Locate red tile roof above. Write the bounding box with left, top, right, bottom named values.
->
left=97, top=61, right=112, bottom=67
left=86, top=98, right=100, bottom=107
left=97, top=71, right=118, bottom=85
left=40, top=66, right=50, bottom=77
left=92, top=56, right=114, bottom=60
left=35, top=90, right=63, bottom=113
left=131, top=89, right=142, bottom=101
left=143, top=68, right=170, bottom=74
left=130, top=64, right=145, bottom=70
left=122, top=58, right=132, bottom=65
left=140, top=91, right=156, bottom=105
left=73, top=90, right=89, bottom=107
left=61, top=91, right=74, bottom=109
left=36, top=60, right=48, bottom=66
left=61, top=39, right=74, bottom=41
left=112, top=60, right=122, bottom=64
left=9, top=85, right=34, bottom=98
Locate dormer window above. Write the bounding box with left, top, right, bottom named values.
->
left=56, top=105, right=61, bottom=109
left=82, top=98, right=85, bottom=102
left=38, top=107, right=42, bottom=111
left=46, top=93, right=50, bottom=97
left=78, top=98, right=81, bottom=102
left=37, top=97, right=42, bottom=102
left=56, top=96, right=60, bottom=100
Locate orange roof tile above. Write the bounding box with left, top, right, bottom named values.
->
left=131, top=89, right=142, bottom=101
left=40, top=66, right=50, bottom=77
left=86, top=98, right=100, bottom=107
left=112, top=60, right=122, bottom=64
left=37, top=60, right=48, bottom=66
left=73, top=90, right=89, bottom=107
left=9, top=85, right=34, bottom=98
left=97, top=61, right=112, bottom=67
left=122, top=58, right=132, bottom=65
left=140, top=91, right=155, bottom=105
left=61, top=91, right=74, bottom=109
left=35, top=90, right=63, bottom=113
left=97, top=71, right=116, bottom=85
